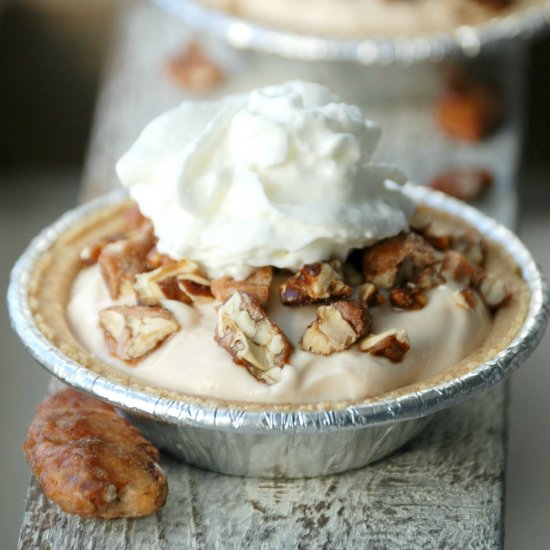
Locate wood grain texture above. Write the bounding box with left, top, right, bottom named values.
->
left=19, top=0, right=527, bottom=547
left=19, top=386, right=506, bottom=549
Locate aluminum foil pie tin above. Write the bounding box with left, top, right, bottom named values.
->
left=152, top=0, right=550, bottom=64
left=7, top=186, right=549, bottom=478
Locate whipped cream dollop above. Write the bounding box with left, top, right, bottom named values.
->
left=117, top=81, right=414, bottom=279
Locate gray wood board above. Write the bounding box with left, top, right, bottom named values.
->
left=19, top=0, right=526, bottom=547
left=18, top=386, right=506, bottom=550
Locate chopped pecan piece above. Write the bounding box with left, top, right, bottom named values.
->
left=99, top=305, right=179, bottom=363
left=452, top=288, right=479, bottom=309
left=480, top=273, right=511, bottom=309
left=80, top=234, right=124, bottom=266
left=421, top=224, right=452, bottom=251
left=362, top=233, right=438, bottom=290
left=430, top=169, right=494, bottom=202
left=145, top=247, right=177, bottom=270
left=135, top=260, right=213, bottom=306
left=280, top=261, right=351, bottom=306
left=413, top=266, right=446, bottom=290
left=215, top=291, right=292, bottom=384
left=451, top=230, right=486, bottom=266
left=358, top=283, right=386, bottom=306
left=390, top=285, right=428, bottom=310
left=436, top=66, right=504, bottom=142
left=167, top=41, right=224, bottom=92
left=211, top=267, right=272, bottom=306
left=359, top=329, right=410, bottom=362
left=301, top=300, right=370, bottom=355
left=123, top=204, right=148, bottom=230
left=440, top=251, right=485, bottom=288
left=98, top=223, right=156, bottom=299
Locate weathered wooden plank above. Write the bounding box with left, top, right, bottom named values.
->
left=19, top=0, right=527, bottom=547
left=19, top=386, right=506, bottom=549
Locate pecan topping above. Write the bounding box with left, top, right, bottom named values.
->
left=358, top=283, right=386, bottom=306
left=99, top=305, right=179, bottom=363
left=98, top=223, right=156, bottom=299
left=362, top=233, right=438, bottom=290
left=214, top=291, right=292, bottom=384
left=80, top=234, right=124, bottom=266
left=413, top=266, right=446, bottom=290
left=451, top=230, right=486, bottom=266
left=480, top=273, right=511, bottom=308
left=430, top=169, right=493, bottom=203
left=301, top=300, right=370, bottom=356
left=145, top=247, right=177, bottom=271
left=390, top=285, right=428, bottom=311
left=452, top=288, right=479, bottom=309
left=409, top=209, right=432, bottom=233
left=135, top=260, right=213, bottom=306
left=280, top=261, right=352, bottom=306
left=167, top=41, right=224, bottom=92
left=440, top=251, right=485, bottom=288
left=211, top=267, right=273, bottom=307
left=359, top=329, right=410, bottom=363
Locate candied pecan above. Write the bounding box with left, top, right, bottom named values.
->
left=98, top=222, right=156, bottom=299
left=390, top=285, right=428, bottom=310
left=80, top=234, right=124, bottom=266
left=123, top=203, right=148, bottom=230
left=362, top=233, right=438, bottom=290
left=23, top=389, right=167, bottom=518
left=280, top=261, right=352, bottom=306
left=211, top=267, right=273, bottom=307
left=99, top=305, right=179, bottom=363
left=359, top=329, right=410, bottom=363
left=480, top=273, right=511, bottom=308
left=452, top=288, right=479, bottom=309
left=430, top=169, right=494, bottom=202
left=215, top=291, right=292, bottom=384
left=440, top=251, right=485, bottom=288
left=436, top=66, right=504, bottom=142
left=413, top=266, right=446, bottom=290
left=451, top=230, right=486, bottom=266
left=301, top=300, right=370, bottom=355
left=145, top=247, right=177, bottom=270
left=358, top=283, right=386, bottom=306
left=135, top=260, right=213, bottom=306
left=167, top=41, right=224, bottom=92
left=409, top=209, right=432, bottom=233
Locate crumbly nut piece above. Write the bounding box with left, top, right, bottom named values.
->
left=362, top=233, right=438, bottom=290
left=413, top=266, right=446, bottom=290
left=480, top=273, right=511, bottom=308
left=211, top=267, right=273, bottom=307
left=436, top=66, right=504, bottom=142
left=440, top=250, right=485, bottom=288
left=452, top=288, right=479, bottom=309
left=98, top=222, right=156, bottom=299
left=358, top=283, right=386, bottom=306
left=280, top=261, right=352, bottom=306
left=123, top=203, right=149, bottom=230
left=167, top=41, right=224, bottom=92
left=301, top=300, right=370, bottom=355
left=359, top=329, right=410, bottom=362
left=342, top=262, right=364, bottom=286
left=145, top=247, right=177, bottom=271
left=389, top=286, right=428, bottom=311
left=135, top=260, right=213, bottom=306
left=215, top=291, right=292, bottom=384
left=99, top=305, right=179, bottom=363
left=80, top=234, right=124, bottom=266
left=421, top=224, right=452, bottom=252
left=451, top=230, right=487, bottom=266
left=23, top=389, right=167, bottom=518
left=430, top=168, right=494, bottom=202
